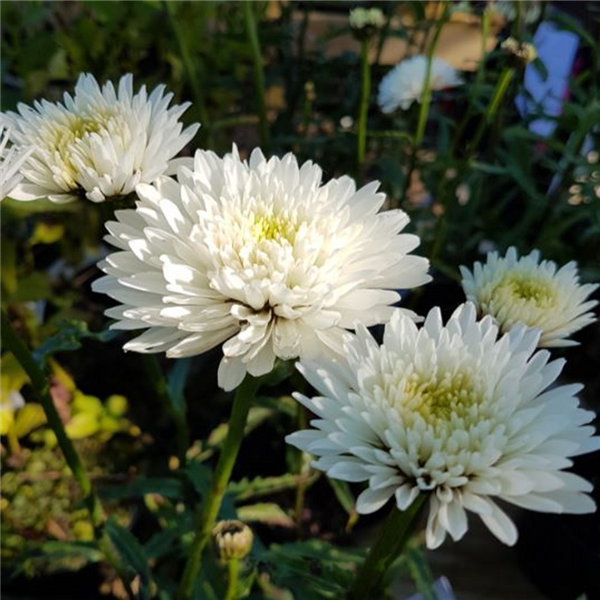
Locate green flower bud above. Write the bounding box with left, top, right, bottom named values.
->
left=212, top=520, right=254, bottom=561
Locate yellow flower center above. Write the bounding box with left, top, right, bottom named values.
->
left=494, top=273, right=556, bottom=308
left=400, top=370, right=479, bottom=425
left=250, top=213, right=296, bottom=244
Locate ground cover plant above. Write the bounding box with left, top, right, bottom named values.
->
left=1, top=2, right=599, bottom=599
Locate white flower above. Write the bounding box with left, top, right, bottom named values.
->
left=0, top=124, right=33, bottom=200
left=460, top=247, right=598, bottom=347
left=492, top=1, right=542, bottom=24
left=92, top=146, right=431, bottom=391
left=349, top=7, right=385, bottom=30
left=377, top=56, right=463, bottom=113
left=286, top=303, right=600, bottom=549
left=1, top=73, right=199, bottom=204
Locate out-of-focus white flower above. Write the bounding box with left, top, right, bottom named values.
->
left=460, top=247, right=598, bottom=347
left=349, top=7, right=386, bottom=31
left=286, top=303, right=600, bottom=549
left=378, top=56, right=463, bottom=113
left=2, top=73, right=199, bottom=204
left=0, top=124, right=33, bottom=200
left=450, top=1, right=474, bottom=15
left=492, top=0, right=542, bottom=24
left=502, top=37, right=537, bottom=64
left=93, top=146, right=431, bottom=391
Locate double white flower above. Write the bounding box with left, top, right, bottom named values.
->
left=93, top=147, right=431, bottom=390
left=461, top=247, right=598, bottom=347
left=287, top=303, right=600, bottom=549
left=1, top=73, right=199, bottom=203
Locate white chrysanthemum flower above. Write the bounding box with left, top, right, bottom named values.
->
left=349, top=7, right=385, bottom=30
left=492, top=0, right=542, bottom=24
left=1, top=73, right=199, bottom=204
left=377, top=56, right=463, bottom=113
left=286, top=303, right=600, bottom=549
left=0, top=124, right=33, bottom=200
left=92, top=146, right=431, bottom=391
left=460, top=247, right=598, bottom=347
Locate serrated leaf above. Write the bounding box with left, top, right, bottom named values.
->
left=229, top=472, right=319, bottom=502
left=105, top=518, right=152, bottom=593
left=237, top=503, right=294, bottom=528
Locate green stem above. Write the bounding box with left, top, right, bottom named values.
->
left=224, top=558, right=240, bottom=600
left=356, top=38, right=372, bottom=180
left=165, top=0, right=212, bottom=148
left=466, top=68, right=515, bottom=156
left=400, top=4, right=449, bottom=204
left=350, top=494, right=428, bottom=600
left=0, top=310, right=134, bottom=599
left=243, top=1, right=270, bottom=151
left=177, top=375, right=261, bottom=600
left=141, top=354, right=189, bottom=464
left=476, top=7, right=491, bottom=87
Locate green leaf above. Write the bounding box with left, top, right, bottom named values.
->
left=228, top=472, right=319, bottom=502
left=99, top=477, right=185, bottom=500
left=9, top=272, right=53, bottom=302
left=105, top=518, right=153, bottom=593
left=237, top=503, right=294, bottom=528
left=328, top=479, right=358, bottom=530
left=65, top=412, right=100, bottom=439
left=166, top=357, right=192, bottom=417
left=405, top=545, right=438, bottom=600
left=39, top=540, right=103, bottom=563
left=33, top=320, right=117, bottom=366
left=0, top=236, right=17, bottom=297
left=13, top=403, right=47, bottom=438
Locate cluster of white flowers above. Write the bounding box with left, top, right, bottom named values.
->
left=93, top=146, right=431, bottom=390
left=4, top=68, right=599, bottom=555
left=1, top=74, right=199, bottom=204
left=461, top=247, right=598, bottom=347
left=287, top=304, right=600, bottom=548
left=378, top=56, right=463, bottom=113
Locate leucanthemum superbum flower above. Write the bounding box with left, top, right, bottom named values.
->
left=460, top=247, right=598, bottom=347
left=0, top=124, right=33, bottom=200
left=377, top=56, right=463, bottom=113
left=92, top=146, right=431, bottom=390
left=1, top=73, right=199, bottom=204
left=286, top=303, right=600, bottom=549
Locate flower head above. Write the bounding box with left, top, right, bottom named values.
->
left=460, top=247, right=598, bottom=347
left=92, top=146, right=430, bottom=390
left=349, top=7, right=385, bottom=39
left=501, top=37, right=537, bottom=65
left=377, top=56, right=463, bottom=113
left=492, top=0, right=542, bottom=24
left=2, top=73, right=199, bottom=204
left=0, top=124, right=33, bottom=200
left=286, top=303, right=600, bottom=549
left=212, top=520, right=254, bottom=561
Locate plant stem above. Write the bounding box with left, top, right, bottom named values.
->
left=141, top=354, right=189, bottom=464
left=177, top=375, right=261, bottom=600
left=0, top=310, right=134, bottom=599
left=224, top=558, right=240, bottom=600
left=466, top=68, right=515, bottom=156
left=243, top=1, right=270, bottom=151
left=400, top=4, right=449, bottom=204
left=350, top=494, right=428, bottom=600
left=165, top=0, right=213, bottom=148
left=356, top=38, right=371, bottom=180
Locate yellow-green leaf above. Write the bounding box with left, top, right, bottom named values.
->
left=13, top=404, right=47, bottom=438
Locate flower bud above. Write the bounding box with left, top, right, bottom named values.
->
left=501, top=37, right=537, bottom=65
left=349, top=7, right=385, bottom=40
left=212, top=520, right=254, bottom=561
